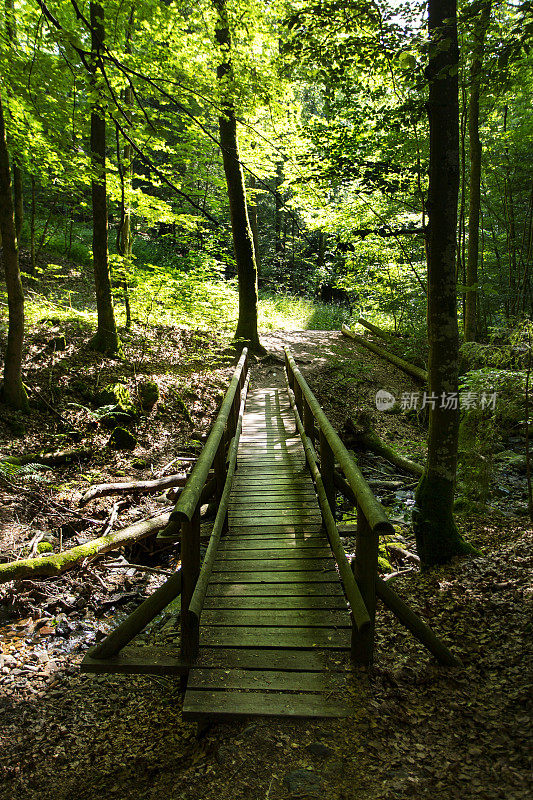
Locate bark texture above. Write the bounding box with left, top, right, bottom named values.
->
left=465, top=0, right=492, bottom=341
left=89, top=1, right=121, bottom=355
left=413, top=0, right=475, bottom=566
left=214, top=0, right=261, bottom=351
left=0, top=90, right=28, bottom=411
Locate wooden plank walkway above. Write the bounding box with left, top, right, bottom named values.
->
left=183, top=386, right=352, bottom=720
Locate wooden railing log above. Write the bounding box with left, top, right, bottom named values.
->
left=164, top=349, right=248, bottom=527
left=284, top=379, right=371, bottom=635
left=183, top=373, right=250, bottom=661
left=376, top=577, right=462, bottom=666
left=284, top=348, right=394, bottom=537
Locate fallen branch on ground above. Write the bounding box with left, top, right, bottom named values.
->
left=345, top=418, right=424, bottom=477
left=357, top=317, right=398, bottom=342
left=0, top=512, right=171, bottom=584
left=2, top=447, right=92, bottom=467
left=79, top=473, right=189, bottom=506
left=341, top=324, right=428, bottom=383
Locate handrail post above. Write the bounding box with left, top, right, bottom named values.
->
left=319, top=429, right=336, bottom=518
left=214, top=437, right=226, bottom=500
left=351, top=504, right=378, bottom=665
left=294, top=380, right=303, bottom=416
left=180, top=502, right=201, bottom=661
left=303, top=397, right=314, bottom=442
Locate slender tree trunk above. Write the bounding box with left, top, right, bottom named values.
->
left=5, top=0, right=23, bottom=243
left=214, top=0, right=261, bottom=351
left=88, top=1, right=121, bottom=354
left=116, top=5, right=134, bottom=330
left=413, top=0, right=475, bottom=566
left=13, top=162, right=22, bottom=241
left=457, top=76, right=466, bottom=321
left=275, top=160, right=283, bottom=268
left=465, top=0, right=491, bottom=341
left=30, top=174, right=36, bottom=272
left=248, top=172, right=260, bottom=278
left=0, top=90, right=28, bottom=411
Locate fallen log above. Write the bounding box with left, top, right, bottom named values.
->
left=345, top=418, right=424, bottom=477
left=341, top=324, right=428, bottom=384
left=0, top=512, right=171, bottom=584
left=79, top=472, right=189, bottom=506
left=2, top=447, right=92, bottom=467
left=357, top=317, right=396, bottom=342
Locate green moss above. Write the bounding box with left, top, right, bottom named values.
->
left=138, top=380, right=159, bottom=409
left=95, top=383, right=133, bottom=412
left=108, top=427, right=137, bottom=450
left=37, top=541, right=54, bottom=554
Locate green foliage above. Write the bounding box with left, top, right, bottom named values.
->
left=0, top=461, right=52, bottom=482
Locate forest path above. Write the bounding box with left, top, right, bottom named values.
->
left=253, top=329, right=344, bottom=389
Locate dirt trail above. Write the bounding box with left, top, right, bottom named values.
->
left=252, top=330, right=344, bottom=390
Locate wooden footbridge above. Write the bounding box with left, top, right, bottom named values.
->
left=82, top=348, right=459, bottom=720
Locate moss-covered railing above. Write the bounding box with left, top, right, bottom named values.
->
left=284, top=347, right=460, bottom=667
left=82, top=348, right=248, bottom=670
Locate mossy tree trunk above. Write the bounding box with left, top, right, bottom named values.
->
left=214, top=0, right=261, bottom=352
left=5, top=0, right=23, bottom=243
left=88, top=1, right=121, bottom=355
left=116, top=6, right=134, bottom=330
left=465, top=0, right=492, bottom=342
left=413, top=0, right=475, bottom=566
left=0, top=90, right=28, bottom=411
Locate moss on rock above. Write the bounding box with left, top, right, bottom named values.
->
left=108, top=427, right=137, bottom=450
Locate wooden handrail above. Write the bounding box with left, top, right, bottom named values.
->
left=159, top=347, right=248, bottom=536
left=285, top=348, right=460, bottom=668
left=284, top=347, right=393, bottom=536
left=181, top=372, right=250, bottom=661
left=284, top=377, right=371, bottom=635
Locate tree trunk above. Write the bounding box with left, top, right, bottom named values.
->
left=413, top=0, right=475, bottom=567
left=0, top=90, right=28, bottom=411
left=214, top=0, right=261, bottom=352
left=275, top=160, right=283, bottom=267
left=465, top=0, right=491, bottom=342
left=116, top=6, right=134, bottom=329
left=248, top=172, right=260, bottom=277
left=5, top=0, right=23, bottom=243
left=88, top=1, right=121, bottom=355
left=13, top=162, right=22, bottom=241
left=0, top=512, right=171, bottom=584
left=30, top=174, right=36, bottom=272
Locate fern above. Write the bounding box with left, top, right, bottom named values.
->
left=0, top=461, right=52, bottom=483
